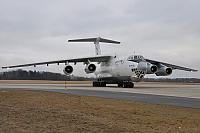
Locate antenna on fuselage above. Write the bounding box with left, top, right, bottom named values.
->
left=68, top=37, right=120, bottom=55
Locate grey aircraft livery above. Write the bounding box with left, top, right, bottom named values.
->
left=2, top=37, right=198, bottom=88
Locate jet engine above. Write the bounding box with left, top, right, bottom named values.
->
left=146, top=63, right=158, bottom=74
left=63, top=65, right=73, bottom=75
left=85, top=63, right=96, bottom=74
left=137, top=62, right=147, bottom=71
left=156, top=66, right=172, bottom=76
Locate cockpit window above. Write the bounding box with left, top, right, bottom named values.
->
left=127, top=55, right=145, bottom=62
left=134, top=56, right=137, bottom=60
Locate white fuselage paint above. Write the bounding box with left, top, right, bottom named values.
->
left=94, top=54, right=145, bottom=83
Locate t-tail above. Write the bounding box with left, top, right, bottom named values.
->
left=68, top=37, right=120, bottom=55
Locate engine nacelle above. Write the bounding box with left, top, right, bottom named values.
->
left=146, top=63, right=158, bottom=74
left=156, top=66, right=172, bottom=76
left=137, top=62, right=147, bottom=71
left=85, top=63, right=96, bottom=74
left=63, top=65, right=73, bottom=75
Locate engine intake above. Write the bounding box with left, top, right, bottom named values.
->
left=85, top=63, right=96, bottom=74
left=156, top=66, right=172, bottom=76
left=63, top=65, right=73, bottom=75
left=146, top=63, right=158, bottom=74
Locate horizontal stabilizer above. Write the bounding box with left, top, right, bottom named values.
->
left=68, top=37, right=120, bottom=44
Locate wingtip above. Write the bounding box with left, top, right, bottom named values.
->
left=2, top=67, right=10, bottom=69
left=190, top=69, right=198, bottom=72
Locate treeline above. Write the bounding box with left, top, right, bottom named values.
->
left=0, top=69, right=94, bottom=81
left=143, top=78, right=200, bottom=83
left=0, top=69, right=199, bottom=83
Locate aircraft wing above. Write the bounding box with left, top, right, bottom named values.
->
left=145, top=59, right=198, bottom=72
left=2, top=55, right=111, bottom=69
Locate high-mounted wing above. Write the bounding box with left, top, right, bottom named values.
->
left=2, top=55, right=111, bottom=69
left=145, top=59, right=198, bottom=72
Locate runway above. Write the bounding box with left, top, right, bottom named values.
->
left=0, top=82, right=200, bottom=109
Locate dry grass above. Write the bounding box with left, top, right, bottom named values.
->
left=0, top=90, right=200, bottom=132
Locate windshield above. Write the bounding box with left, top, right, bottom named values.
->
left=127, top=55, right=145, bottom=62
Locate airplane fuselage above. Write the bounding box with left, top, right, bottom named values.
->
left=95, top=54, right=145, bottom=84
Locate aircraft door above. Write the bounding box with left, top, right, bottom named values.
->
left=111, top=65, right=120, bottom=76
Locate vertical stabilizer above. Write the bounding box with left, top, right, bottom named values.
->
left=68, top=37, right=120, bottom=55
left=94, top=37, right=101, bottom=55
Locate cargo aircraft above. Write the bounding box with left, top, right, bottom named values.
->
left=2, top=37, right=198, bottom=88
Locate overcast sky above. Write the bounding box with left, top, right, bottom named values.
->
left=0, top=0, right=199, bottom=78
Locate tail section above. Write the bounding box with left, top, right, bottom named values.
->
left=68, top=37, right=120, bottom=55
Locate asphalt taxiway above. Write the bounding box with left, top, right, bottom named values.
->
left=0, top=83, right=200, bottom=109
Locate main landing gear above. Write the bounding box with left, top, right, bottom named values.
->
left=93, top=81, right=134, bottom=88
left=118, top=82, right=134, bottom=88
left=93, top=81, right=106, bottom=87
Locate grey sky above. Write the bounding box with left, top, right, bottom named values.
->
left=0, top=0, right=199, bottom=78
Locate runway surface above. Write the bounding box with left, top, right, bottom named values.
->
left=0, top=83, right=200, bottom=109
